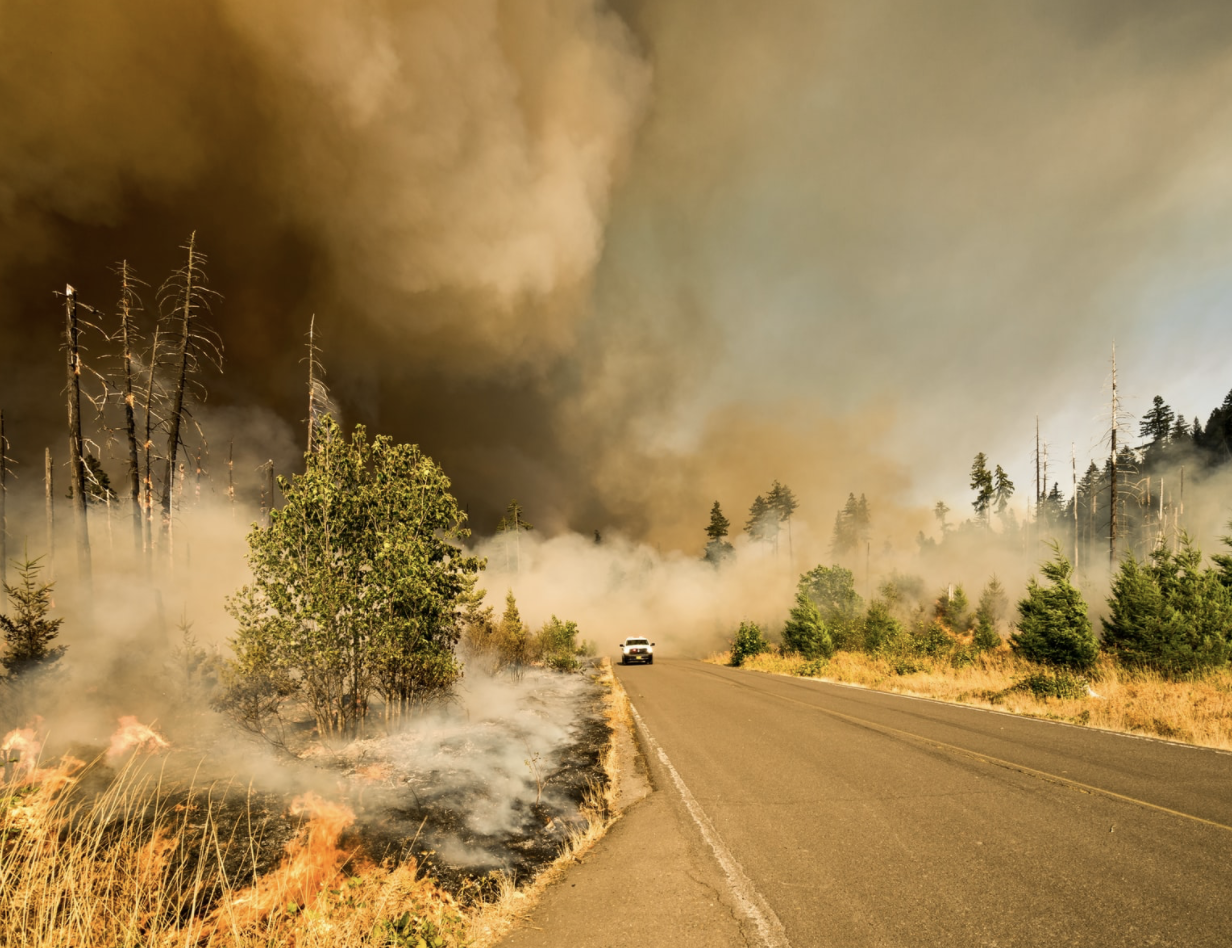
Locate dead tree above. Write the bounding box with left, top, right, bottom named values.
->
left=113, top=261, right=146, bottom=555
left=304, top=315, right=331, bottom=455
left=44, top=449, right=54, bottom=578
left=156, top=232, right=222, bottom=547
left=0, top=409, right=9, bottom=608
left=61, top=285, right=92, bottom=586
left=1110, top=344, right=1119, bottom=570
left=141, top=323, right=162, bottom=569
left=227, top=439, right=235, bottom=516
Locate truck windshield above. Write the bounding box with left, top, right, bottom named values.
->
left=627, top=639, right=649, bottom=645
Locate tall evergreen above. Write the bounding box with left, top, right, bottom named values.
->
left=1011, top=546, right=1098, bottom=670
left=993, top=465, right=1015, bottom=516
left=1139, top=395, right=1175, bottom=447
left=973, top=577, right=1007, bottom=651
left=745, top=495, right=776, bottom=543
left=782, top=589, right=833, bottom=659
left=703, top=501, right=735, bottom=566
left=970, top=453, right=993, bottom=524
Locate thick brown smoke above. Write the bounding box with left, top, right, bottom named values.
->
left=5, top=1, right=1232, bottom=549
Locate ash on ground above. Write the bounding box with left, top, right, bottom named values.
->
left=340, top=667, right=609, bottom=892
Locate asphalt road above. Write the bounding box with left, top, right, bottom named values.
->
left=611, top=658, right=1232, bottom=948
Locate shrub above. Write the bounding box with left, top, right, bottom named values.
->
left=936, top=584, right=971, bottom=632
left=731, top=621, right=769, bottom=667
left=535, top=615, right=584, bottom=672
left=1102, top=541, right=1231, bottom=677
left=1017, top=669, right=1089, bottom=700
left=912, top=618, right=955, bottom=658
left=862, top=599, right=905, bottom=653
left=782, top=592, right=834, bottom=660
left=798, top=564, right=863, bottom=649
left=796, top=657, right=828, bottom=677
left=1011, top=547, right=1098, bottom=671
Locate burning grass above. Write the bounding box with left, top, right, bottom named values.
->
left=710, top=647, right=1232, bottom=750
left=0, top=661, right=628, bottom=948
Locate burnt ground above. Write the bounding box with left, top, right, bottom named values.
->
left=45, top=665, right=610, bottom=912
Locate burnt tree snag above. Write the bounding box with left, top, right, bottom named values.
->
left=63, top=285, right=92, bottom=586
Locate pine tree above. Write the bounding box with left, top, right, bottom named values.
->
left=703, top=500, right=735, bottom=566
left=973, top=577, right=1007, bottom=651
left=1139, top=395, right=1175, bottom=446
left=0, top=556, right=65, bottom=674
left=862, top=599, right=904, bottom=653
left=937, top=584, right=971, bottom=632
left=745, top=495, right=773, bottom=542
left=1011, top=545, right=1097, bottom=670
left=782, top=590, right=833, bottom=659
left=933, top=500, right=950, bottom=534
left=767, top=481, right=799, bottom=558
left=993, top=465, right=1015, bottom=515
left=1104, top=539, right=1231, bottom=676
left=970, top=453, right=994, bottom=524
left=831, top=493, right=861, bottom=555
left=730, top=621, right=768, bottom=667
left=1171, top=414, right=1190, bottom=441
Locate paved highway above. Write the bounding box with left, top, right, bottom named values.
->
left=604, top=658, right=1232, bottom=947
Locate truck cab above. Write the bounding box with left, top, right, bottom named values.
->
left=619, top=637, right=655, bottom=665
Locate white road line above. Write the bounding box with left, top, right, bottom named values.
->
left=630, top=704, right=791, bottom=948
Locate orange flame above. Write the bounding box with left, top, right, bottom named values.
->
left=211, top=793, right=356, bottom=932
left=106, top=716, right=170, bottom=761
left=2, top=725, right=43, bottom=780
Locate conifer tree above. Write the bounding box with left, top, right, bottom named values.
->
left=973, top=577, right=1007, bottom=651
left=730, top=621, right=768, bottom=667
left=782, top=589, right=833, bottom=659
left=1139, top=396, right=1175, bottom=447
left=937, top=584, right=971, bottom=632
left=1011, top=545, right=1097, bottom=670
left=933, top=500, right=950, bottom=534
left=862, top=599, right=904, bottom=653
left=993, top=465, right=1015, bottom=515
left=745, top=495, right=775, bottom=543
left=0, top=556, right=65, bottom=674
left=703, top=501, right=735, bottom=566
left=1103, top=539, right=1231, bottom=675
left=970, top=453, right=994, bottom=524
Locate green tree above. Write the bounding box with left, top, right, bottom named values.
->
left=970, top=453, right=994, bottom=524
left=993, top=465, right=1015, bottom=516
left=936, top=585, right=971, bottom=632
left=745, top=495, right=776, bottom=543
left=496, top=589, right=532, bottom=671
left=535, top=616, right=583, bottom=671
left=973, top=577, right=1008, bottom=651
left=782, top=591, right=833, bottom=659
left=831, top=493, right=869, bottom=557
left=224, top=418, right=480, bottom=741
left=862, top=599, right=904, bottom=653
left=1139, top=395, right=1175, bottom=447
left=767, top=480, right=799, bottom=556
left=1103, top=539, right=1231, bottom=676
left=730, top=621, right=768, bottom=667
left=799, top=564, right=863, bottom=649
left=933, top=501, right=950, bottom=534
left=0, top=555, right=65, bottom=674
left=1010, top=546, right=1097, bottom=670
left=704, top=500, right=735, bottom=566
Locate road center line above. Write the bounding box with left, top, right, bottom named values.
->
left=630, top=704, right=791, bottom=948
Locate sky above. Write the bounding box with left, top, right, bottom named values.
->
left=4, top=0, right=1232, bottom=552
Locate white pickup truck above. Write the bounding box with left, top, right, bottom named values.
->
left=618, top=637, right=655, bottom=665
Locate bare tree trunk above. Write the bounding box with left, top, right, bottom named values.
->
left=118, top=261, right=143, bottom=558
left=45, top=448, right=54, bottom=578
left=1110, top=343, right=1119, bottom=571
left=1071, top=444, right=1078, bottom=572
left=266, top=461, right=275, bottom=524
left=64, top=286, right=92, bottom=587
left=307, top=315, right=318, bottom=455
left=161, top=233, right=197, bottom=538
left=142, top=325, right=159, bottom=574
left=227, top=439, right=235, bottom=516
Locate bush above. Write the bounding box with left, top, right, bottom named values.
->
left=782, top=592, right=834, bottom=660
left=731, top=621, right=769, bottom=667
left=912, top=618, right=955, bottom=658
left=936, top=584, right=971, bottom=632
left=1102, top=541, right=1231, bottom=677
left=1017, top=669, right=1089, bottom=700
left=862, top=599, right=905, bottom=653
left=796, top=658, right=828, bottom=677
left=798, top=564, right=863, bottom=649
left=1011, top=547, right=1098, bottom=671
left=535, top=615, right=584, bottom=672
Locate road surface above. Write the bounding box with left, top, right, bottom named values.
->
left=507, top=658, right=1232, bottom=947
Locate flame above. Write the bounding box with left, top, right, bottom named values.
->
left=210, top=793, right=356, bottom=932
left=2, top=725, right=43, bottom=780
left=106, top=716, right=170, bottom=761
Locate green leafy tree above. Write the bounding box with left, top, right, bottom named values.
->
left=970, top=453, right=994, bottom=524
left=973, top=577, right=1008, bottom=651
left=730, top=621, right=768, bottom=667
left=1103, top=539, right=1231, bottom=676
left=223, top=418, right=480, bottom=741
left=799, top=564, right=863, bottom=649
left=1010, top=546, right=1098, bottom=670
left=704, top=500, right=735, bottom=565
left=535, top=616, right=583, bottom=671
left=0, top=556, right=65, bottom=674
left=782, top=591, right=833, bottom=659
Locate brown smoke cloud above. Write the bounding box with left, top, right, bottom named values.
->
left=5, top=0, right=1232, bottom=552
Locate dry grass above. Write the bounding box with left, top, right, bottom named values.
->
left=710, top=647, right=1232, bottom=751
left=0, top=659, right=630, bottom=948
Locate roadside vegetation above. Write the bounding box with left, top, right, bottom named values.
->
left=716, top=544, right=1232, bottom=751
